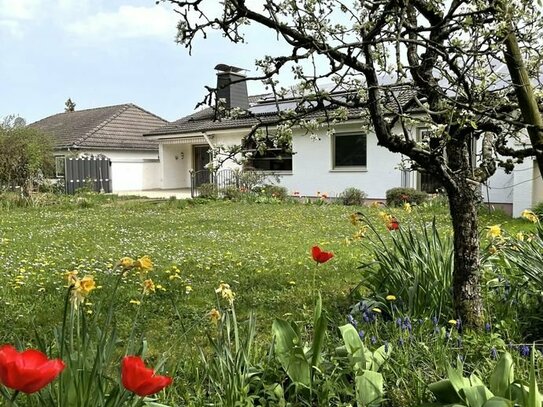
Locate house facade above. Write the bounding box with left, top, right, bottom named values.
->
left=145, top=65, right=542, bottom=216
left=30, top=104, right=167, bottom=192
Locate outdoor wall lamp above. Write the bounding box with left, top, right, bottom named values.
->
left=175, top=152, right=185, bottom=160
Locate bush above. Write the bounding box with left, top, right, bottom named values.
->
left=386, top=187, right=428, bottom=207
left=222, top=185, right=243, bottom=201
left=532, top=200, right=543, bottom=217
left=262, top=184, right=288, bottom=201
left=339, top=187, right=367, bottom=206
left=198, top=183, right=217, bottom=199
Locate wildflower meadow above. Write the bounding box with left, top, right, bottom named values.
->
left=0, top=193, right=541, bottom=406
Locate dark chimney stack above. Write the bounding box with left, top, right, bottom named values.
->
left=215, top=64, right=249, bottom=111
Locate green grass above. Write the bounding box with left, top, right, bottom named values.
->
left=0, top=196, right=539, bottom=405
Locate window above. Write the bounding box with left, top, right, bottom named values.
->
left=243, top=134, right=292, bottom=172
left=333, top=133, right=367, bottom=168
left=55, top=156, right=66, bottom=178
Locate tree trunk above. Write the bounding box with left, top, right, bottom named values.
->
left=444, top=137, right=484, bottom=329
left=447, top=185, right=484, bottom=329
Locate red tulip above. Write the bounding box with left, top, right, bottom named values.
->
left=387, top=218, right=400, bottom=231
left=311, top=246, right=334, bottom=263
left=122, top=356, right=172, bottom=397
left=0, top=345, right=65, bottom=394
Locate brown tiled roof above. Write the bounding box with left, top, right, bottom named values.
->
left=30, top=104, right=167, bottom=151
left=146, top=86, right=415, bottom=137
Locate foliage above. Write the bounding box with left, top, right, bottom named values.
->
left=424, top=350, right=542, bottom=407
left=260, top=184, right=288, bottom=201
left=357, top=217, right=454, bottom=318
left=198, top=183, right=217, bottom=199
left=532, top=201, right=543, bottom=218
left=339, top=187, right=367, bottom=206
left=0, top=117, right=54, bottom=195
left=386, top=188, right=429, bottom=207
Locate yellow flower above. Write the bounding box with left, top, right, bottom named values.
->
left=65, top=270, right=78, bottom=285
left=386, top=295, right=397, bottom=301
left=215, top=283, right=235, bottom=304
left=486, top=225, right=502, bottom=239
left=349, top=213, right=359, bottom=226
left=516, top=232, right=525, bottom=241
left=403, top=202, right=412, bottom=213
left=129, top=299, right=141, bottom=305
left=521, top=209, right=539, bottom=223
left=143, top=279, right=155, bottom=295
left=209, top=308, right=221, bottom=325
left=78, top=276, right=96, bottom=296
left=135, top=255, right=153, bottom=271
left=372, top=308, right=382, bottom=314
left=119, top=257, right=135, bottom=269
left=448, top=319, right=457, bottom=325
left=378, top=211, right=392, bottom=223
left=185, top=285, right=193, bottom=294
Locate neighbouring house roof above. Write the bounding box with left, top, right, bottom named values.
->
left=30, top=104, right=168, bottom=151
left=145, top=86, right=416, bottom=137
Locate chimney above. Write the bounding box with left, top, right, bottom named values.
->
left=215, top=64, right=249, bottom=111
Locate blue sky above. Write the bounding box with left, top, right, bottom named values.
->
left=0, top=0, right=289, bottom=123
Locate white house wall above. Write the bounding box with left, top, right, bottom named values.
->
left=77, top=149, right=159, bottom=192
left=159, top=144, right=193, bottom=189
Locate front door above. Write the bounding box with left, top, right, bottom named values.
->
left=193, top=145, right=211, bottom=187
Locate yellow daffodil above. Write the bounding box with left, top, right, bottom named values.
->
left=349, top=213, right=359, bottom=226
left=119, top=257, right=135, bottom=269
left=403, top=202, right=412, bottom=213
left=386, top=295, right=397, bottom=301
left=209, top=308, right=221, bottom=325
left=378, top=211, right=392, bottom=223
left=521, top=209, right=539, bottom=223
left=135, top=255, right=153, bottom=272
left=129, top=299, right=141, bottom=305
left=486, top=225, right=502, bottom=239
left=448, top=319, right=457, bottom=325
left=143, top=279, right=155, bottom=295
left=516, top=232, right=525, bottom=241
left=69, top=274, right=96, bottom=309
left=372, top=308, right=382, bottom=314
left=215, top=283, right=235, bottom=304
left=185, top=285, right=193, bottom=294
left=78, top=276, right=96, bottom=296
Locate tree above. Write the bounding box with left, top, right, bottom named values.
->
left=65, top=98, right=76, bottom=112
left=162, top=0, right=543, bottom=328
left=0, top=116, right=54, bottom=195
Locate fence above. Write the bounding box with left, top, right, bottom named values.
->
left=191, top=168, right=244, bottom=198
left=64, top=157, right=112, bottom=194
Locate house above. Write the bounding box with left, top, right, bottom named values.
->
left=30, top=104, right=167, bottom=192
left=144, top=64, right=542, bottom=216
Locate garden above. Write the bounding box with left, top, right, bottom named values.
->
left=0, top=189, right=542, bottom=406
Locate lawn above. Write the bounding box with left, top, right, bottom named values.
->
left=0, top=195, right=538, bottom=406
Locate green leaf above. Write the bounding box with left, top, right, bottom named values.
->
left=489, top=352, right=514, bottom=397
left=463, top=385, right=493, bottom=407
left=313, top=291, right=322, bottom=327
left=369, top=345, right=390, bottom=372
left=310, top=312, right=326, bottom=371
left=447, top=361, right=470, bottom=398
left=528, top=346, right=542, bottom=407
left=482, top=397, right=514, bottom=407
left=272, top=319, right=310, bottom=387
left=339, top=324, right=366, bottom=371
left=428, top=379, right=463, bottom=404
left=355, top=370, right=383, bottom=406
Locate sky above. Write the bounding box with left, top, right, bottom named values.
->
left=0, top=0, right=290, bottom=123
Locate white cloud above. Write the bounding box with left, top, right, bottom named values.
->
left=66, top=5, right=178, bottom=41
left=0, top=19, right=23, bottom=38
left=0, top=0, right=41, bottom=20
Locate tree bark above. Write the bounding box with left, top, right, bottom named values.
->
left=445, top=138, right=484, bottom=329
left=502, top=27, right=543, bottom=175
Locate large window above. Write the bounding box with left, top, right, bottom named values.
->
left=333, top=133, right=367, bottom=168
left=245, top=148, right=292, bottom=171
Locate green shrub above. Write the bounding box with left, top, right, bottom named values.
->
left=198, top=183, right=218, bottom=199
left=532, top=200, right=543, bottom=217
left=386, top=187, right=428, bottom=206
left=262, top=184, right=288, bottom=201
left=339, top=187, right=367, bottom=206
left=222, top=185, right=243, bottom=201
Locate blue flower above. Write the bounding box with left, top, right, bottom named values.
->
left=370, top=336, right=377, bottom=345
left=395, top=317, right=402, bottom=327
left=432, top=316, right=439, bottom=325
left=490, top=347, right=498, bottom=360
left=358, top=330, right=365, bottom=340
left=347, top=314, right=358, bottom=327
left=519, top=345, right=530, bottom=358
left=485, top=322, right=491, bottom=332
